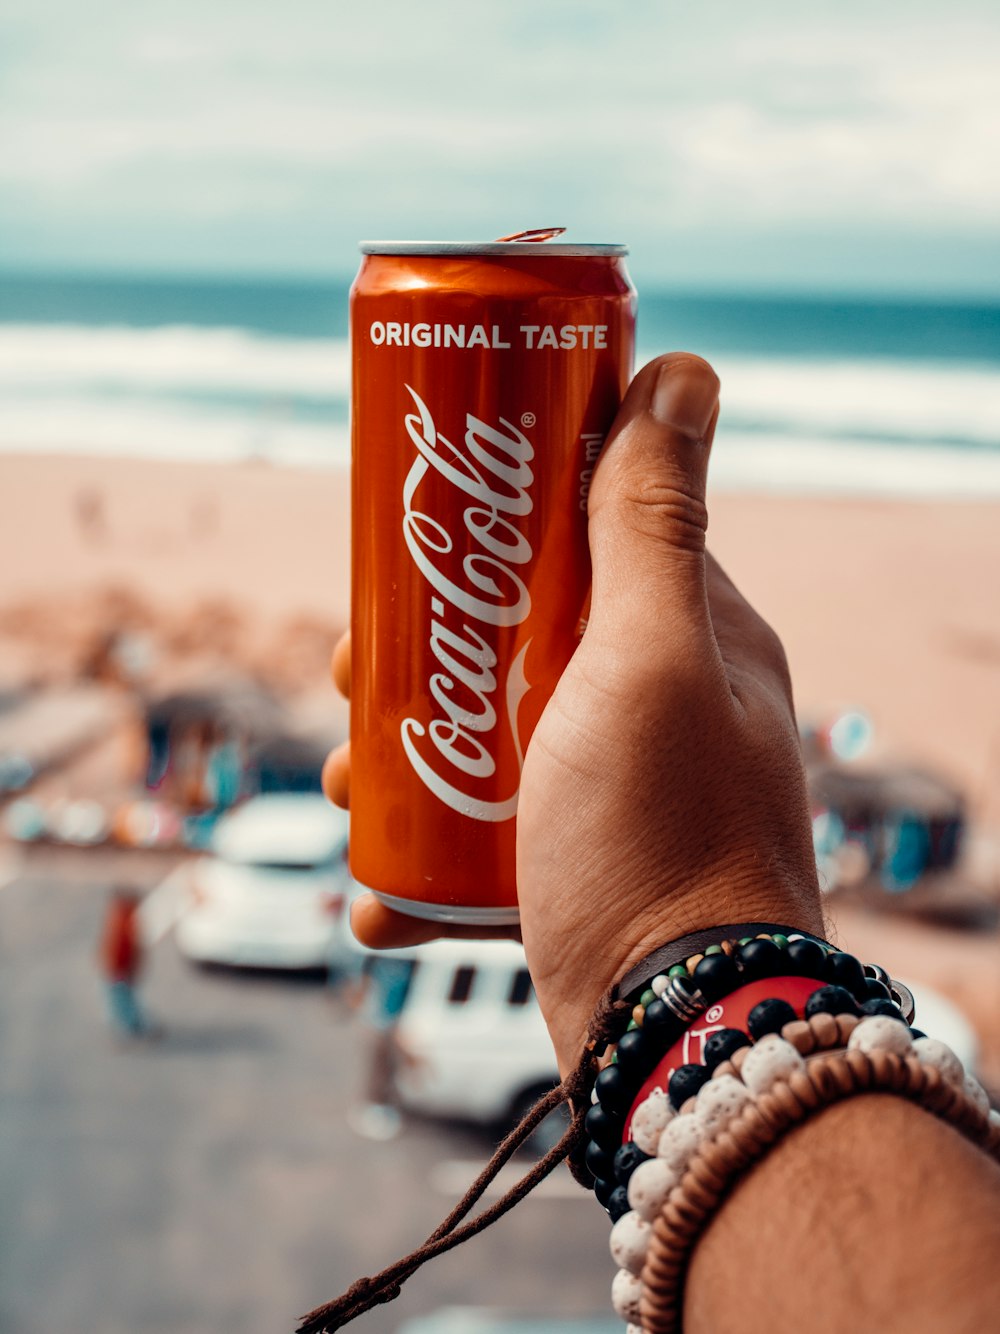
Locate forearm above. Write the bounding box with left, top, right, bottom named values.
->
left=687, top=1094, right=1000, bottom=1334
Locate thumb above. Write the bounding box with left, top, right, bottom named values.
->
left=586, top=352, right=720, bottom=647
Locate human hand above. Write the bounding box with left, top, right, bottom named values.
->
left=325, top=353, right=824, bottom=1073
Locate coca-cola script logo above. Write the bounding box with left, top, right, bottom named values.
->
left=400, top=385, right=535, bottom=822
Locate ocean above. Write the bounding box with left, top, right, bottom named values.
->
left=1, top=271, right=998, bottom=496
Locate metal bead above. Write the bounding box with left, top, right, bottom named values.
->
left=864, top=962, right=892, bottom=987
left=890, top=979, right=916, bottom=1023
left=662, top=975, right=705, bottom=1023
left=863, top=977, right=892, bottom=1003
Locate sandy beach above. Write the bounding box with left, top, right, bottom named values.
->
left=2, top=451, right=998, bottom=820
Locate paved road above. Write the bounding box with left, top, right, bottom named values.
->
left=0, top=850, right=613, bottom=1334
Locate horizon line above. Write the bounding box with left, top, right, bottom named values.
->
left=2, top=265, right=1000, bottom=310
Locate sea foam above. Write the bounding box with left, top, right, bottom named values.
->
left=0, top=323, right=997, bottom=497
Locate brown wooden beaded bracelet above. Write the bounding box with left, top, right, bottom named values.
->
left=635, top=1048, right=1000, bottom=1334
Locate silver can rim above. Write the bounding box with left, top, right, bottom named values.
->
left=359, top=240, right=628, bottom=257
left=371, top=888, right=520, bottom=926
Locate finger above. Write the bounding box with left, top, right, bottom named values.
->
left=322, top=741, right=350, bottom=808
left=586, top=353, right=721, bottom=652
left=350, top=893, right=521, bottom=950
left=330, top=632, right=351, bottom=699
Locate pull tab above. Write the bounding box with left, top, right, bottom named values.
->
left=494, top=227, right=566, bottom=243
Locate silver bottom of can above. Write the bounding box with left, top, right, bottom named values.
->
left=372, top=889, right=520, bottom=926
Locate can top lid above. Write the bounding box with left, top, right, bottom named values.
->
left=359, top=240, right=628, bottom=257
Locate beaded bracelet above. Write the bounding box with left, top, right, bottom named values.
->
left=607, top=1012, right=1000, bottom=1331
left=584, top=936, right=913, bottom=1212
left=620, top=930, right=913, bottom=1035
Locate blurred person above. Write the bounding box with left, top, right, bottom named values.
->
left=204, top=729, right=243, bottom=809
left=319, top=354, right=1000, bottom=1334
left=74, top=485, right=106, bottom=546
left=347, top=954, right=415, bottom=1141
left=97, top=886, right=157, bottom=1041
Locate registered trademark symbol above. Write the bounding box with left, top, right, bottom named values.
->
left=521, top=411, right=537, bottom=428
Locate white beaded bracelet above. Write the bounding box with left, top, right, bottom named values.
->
left=608, top=1012, right=1000, bottom=1328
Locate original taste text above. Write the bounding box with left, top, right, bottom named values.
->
left=369, top=321, right=608, bottom=350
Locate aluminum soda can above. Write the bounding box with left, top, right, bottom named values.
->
left=349, top=236, right=636, bottom=923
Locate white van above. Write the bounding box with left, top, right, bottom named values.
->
left=387, top=938, right=565, bottom=1147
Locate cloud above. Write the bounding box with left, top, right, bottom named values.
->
left=1, top=0, right=998, bottom=288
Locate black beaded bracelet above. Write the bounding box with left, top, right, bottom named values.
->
left=584, top=935, right=915, bottom=1216
left=619, top=930, right=913, bottom=1037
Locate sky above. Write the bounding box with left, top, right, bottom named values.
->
left=1, top=0, right=999, bottom=295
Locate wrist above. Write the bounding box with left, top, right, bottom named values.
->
left=536, top=881, right=827, bottom=1075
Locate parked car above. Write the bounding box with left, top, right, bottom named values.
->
left=176, top=793, right=350, bottom=971
left=388, top=938, right=564, bottom=1148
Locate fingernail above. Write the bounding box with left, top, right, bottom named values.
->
left=651, top=360, right=719, bottom=440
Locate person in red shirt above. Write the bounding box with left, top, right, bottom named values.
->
left=98, top=887, right=154, bottom=1039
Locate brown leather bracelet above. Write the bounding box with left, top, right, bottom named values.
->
left=616, top=922, right=833, bottom=1000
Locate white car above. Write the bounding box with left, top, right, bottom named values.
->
left=176, top=793, right=351, bottom=971
left=389, top=938, right=565, bottom=1146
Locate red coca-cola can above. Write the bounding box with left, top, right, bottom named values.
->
left=349, top=236, right=636, bottom=923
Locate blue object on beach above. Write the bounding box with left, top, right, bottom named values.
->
left=880, top=811, right=930, bottom=892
